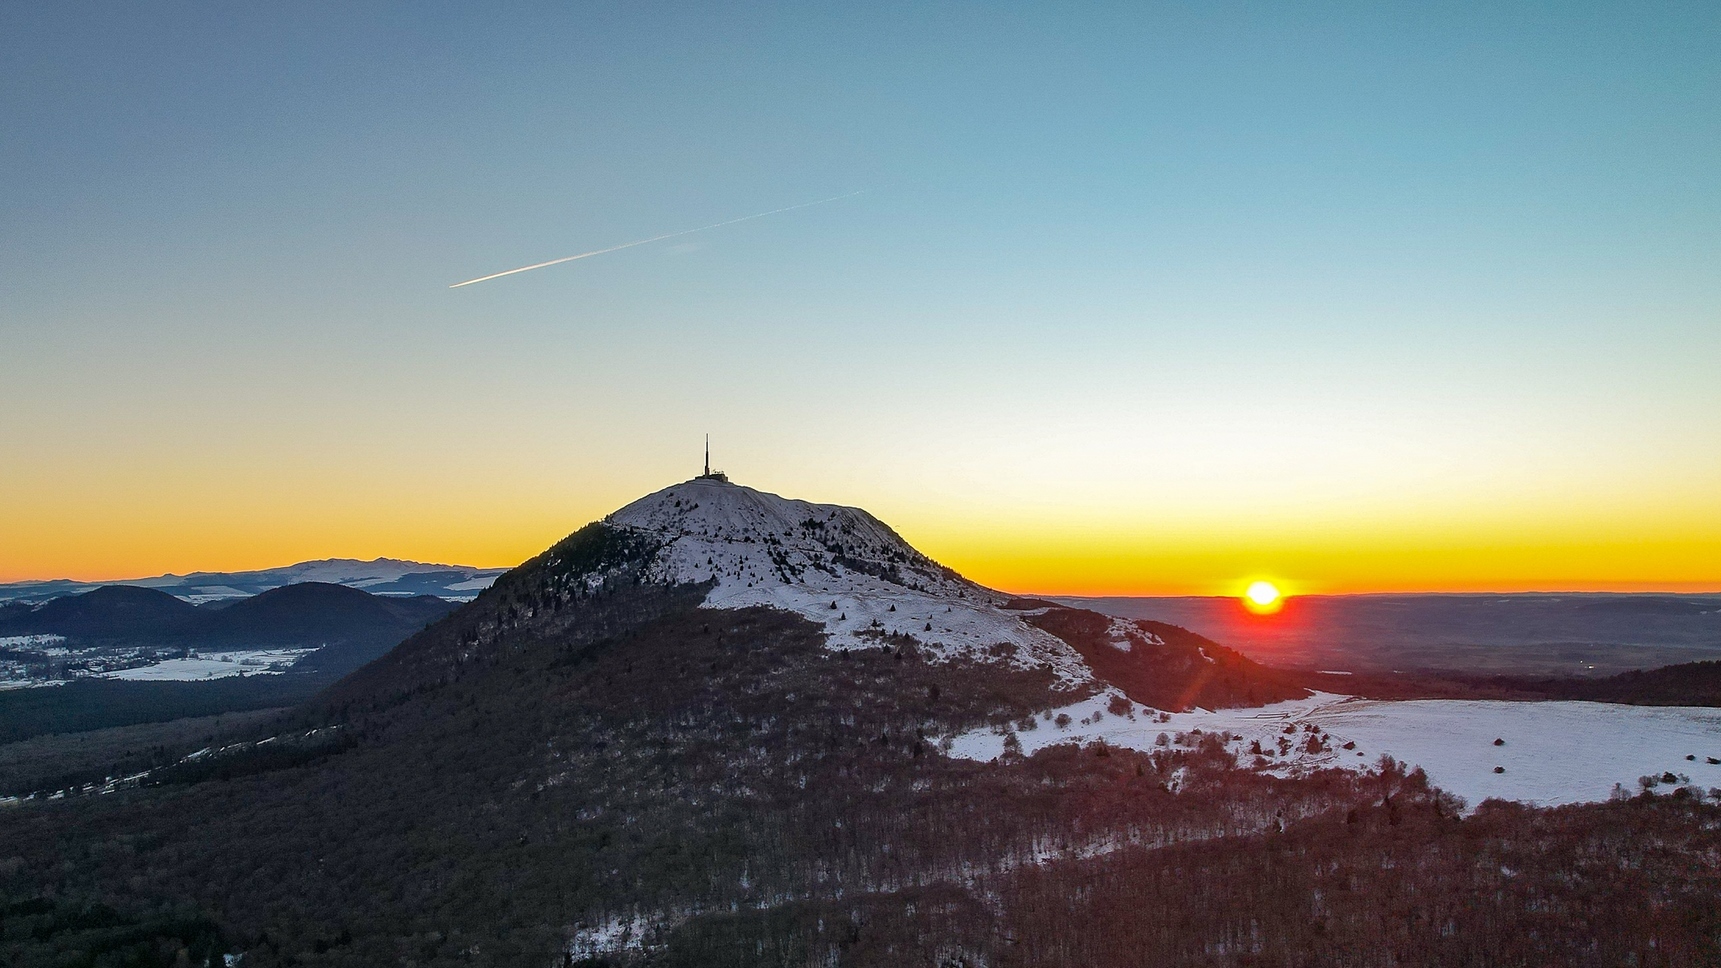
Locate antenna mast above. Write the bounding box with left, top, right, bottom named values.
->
left=698, top=434, right=728, bottom=483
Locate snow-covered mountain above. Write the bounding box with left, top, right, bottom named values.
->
left=0, top=558, right=505, bottom=605
left=606, top=477, right=1093, bottom=683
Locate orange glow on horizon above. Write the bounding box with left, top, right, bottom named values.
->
left=899, top=514, right=1721, bottom=598
left=1, top=474, right=1719, bottom=596
left=5, top=517, right=1720, bottom=598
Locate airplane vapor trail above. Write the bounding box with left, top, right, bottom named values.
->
left=449, top=191, right=863, bottom=289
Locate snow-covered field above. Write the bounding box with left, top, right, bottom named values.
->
left=102, top=648, right=315, bottom=682
left=0, top=678, right=68, bottom=691
left=1316, top=698, right=1721, bottom=806
left=609, top=479, right=1092, bottom=683
left=949, top=692, right=1721, bottom=808
left=0, top=634, right=67, bottom=649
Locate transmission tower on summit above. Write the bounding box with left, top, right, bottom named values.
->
left=699, top=434, right=729, bottom=482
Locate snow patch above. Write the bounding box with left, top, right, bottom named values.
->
left=567, top=910, right=675, bottom=961
left=0, top=634, right=66, bottom=648
left=608, top=479, right=1091, bottom=684
left=1103, top=617, right=1160, bottom=653
left=102, top=648, right=315, bottom=681
left=947, top=693, right=1721, bottom=809
left=948, top=691, right=1342, bottom=764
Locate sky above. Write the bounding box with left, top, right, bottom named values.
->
left=2, top=1, right=1718, bottom=595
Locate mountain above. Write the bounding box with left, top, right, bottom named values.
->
left=602, top=478, right=1307, bottom=710
left=1, top=478, right=1712, bottom=967
left=0, top=558, right=506, bottom=606
left=608, top=479, right=1092, bottom=678
left=339, top=478, right=1301, bottom=714
left=2, top=585, right=203, bottom=640
left=202, top=583, right=458, bottom=675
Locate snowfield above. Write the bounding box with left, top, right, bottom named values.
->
left=949, top=692, right=1721, bottom=808
left=1316, top=698, right=1721, bottom=806
left=102, top=648, right=315, bottom=682
left=0, top=635, right=67, bottom=648
left=609, top=479, right=1092, bottom=684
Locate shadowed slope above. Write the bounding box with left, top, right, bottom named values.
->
left=1017, top=602, right=1312, bottom=711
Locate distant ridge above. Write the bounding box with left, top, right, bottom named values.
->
left=0, top=557, right=507, bottom=605
left=1067, top=593, right=1721, bottom=676
left=0, top=581, right=456, bottom=670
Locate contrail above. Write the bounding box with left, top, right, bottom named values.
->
left=449, top=191, right=864, bottom=289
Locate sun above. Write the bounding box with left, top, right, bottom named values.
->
left=1243, top=580, right=1284, bottom=615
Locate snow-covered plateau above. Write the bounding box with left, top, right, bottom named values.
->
left=608, top=479, right=1092, bottom=683
left=949, top=691, right=1721, bottom=809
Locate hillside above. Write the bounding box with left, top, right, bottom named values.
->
left=1014, top=605, right=1311, bottom=711
left=1571, top=660, right=1721, bottom=705
left=209, top=583, right=456, bottom=675
left=2, top=585, right=203, bottom=640
left=1275, top=659, right=1721, bottom=708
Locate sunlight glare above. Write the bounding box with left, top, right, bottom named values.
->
left=1244, top=580, right=1284, bottom=614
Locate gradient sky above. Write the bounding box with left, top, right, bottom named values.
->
left=3, top=2, right=1718, bottom=594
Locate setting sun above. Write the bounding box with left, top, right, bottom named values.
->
left=1244, top=580, right=1284, bottom=614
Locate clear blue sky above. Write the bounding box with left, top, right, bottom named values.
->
left=3, top=2, right=1718, bottom=592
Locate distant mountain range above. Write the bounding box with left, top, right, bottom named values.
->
left=0, top=582, right=462, bottom=742
left=0, top=583, right=456, bottom=675
left=0, top=558, right=506, bottom=605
